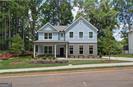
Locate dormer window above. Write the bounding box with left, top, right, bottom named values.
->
left=61, top=33, right=64, bottom=37
left=44, top=33, right=52, bottom=39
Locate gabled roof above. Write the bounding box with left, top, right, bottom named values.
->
left=65, top=16, right=98, bottom=32
left=54, top=26, right=67, bottom=31
left=37, top=16, right=98, bottom=32
left=37, top=22, right=58, bottom=32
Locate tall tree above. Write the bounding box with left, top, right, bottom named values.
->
left=40, top=0, right=73, bottom=26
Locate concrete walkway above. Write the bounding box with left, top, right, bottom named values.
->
left=0, top=62, right=133, bottom=74
left=103, top=56, right=133, bottom=61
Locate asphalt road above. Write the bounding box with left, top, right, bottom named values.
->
left=0, top=68, right=133, bottom=87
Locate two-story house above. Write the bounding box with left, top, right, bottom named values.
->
left=33, top=17, right=98, bottom=58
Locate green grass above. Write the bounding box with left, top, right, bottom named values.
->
left=112, top=54, right=133, bottom=58
left=68, top=60, right=125, bottom=65
left=0, top=56, right=129, bottom=70
left=0, top=56, right=67, bottom=69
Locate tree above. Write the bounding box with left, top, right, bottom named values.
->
left=40, top=0, right=73, bottom=26
left=0, top=0, right=43, bottom=51
left=10, top=34, right=24, bottom=55
left=100, top=27, right=115, bottom=60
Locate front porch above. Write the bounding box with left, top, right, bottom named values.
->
left=33, top=40, right=69, bottom=58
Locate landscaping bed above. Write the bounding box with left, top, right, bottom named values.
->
left=0, top=56, right=130, bottom=69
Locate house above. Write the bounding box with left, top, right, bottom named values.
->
left=33, top=17, right=98, bottom=58
left=128, top=29, right=133, bottom=54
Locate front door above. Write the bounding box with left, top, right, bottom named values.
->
left=60, top=48, right=64, bottom=57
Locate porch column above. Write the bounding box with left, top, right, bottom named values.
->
left=54, top=44, right=57, bottom=58
left=66, top=43, right=68, bottom=58
left=33, top=44, right=36, bottom=58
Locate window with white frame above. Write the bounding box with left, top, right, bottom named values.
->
left=69, top=45, right=73, bottom=54
left=61, top=33, right=63, bottom=37
left=44, top=33, right=52, bottom=39
left=69, top=32, right=73, bottom=38
left=79, top=32, right=83, bottom=38
left=44, top=46, right=53, bottom=54
left=79, top=45, right=83, bottom=54
left=89, top=32, right=93, bottom=38
left=89, top=45, right=93, bottom=54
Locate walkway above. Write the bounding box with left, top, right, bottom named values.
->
left=0, top=62, right=133, bottom=74
left=103, top=56, right=133, bottom=61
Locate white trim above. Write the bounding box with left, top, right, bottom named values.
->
left=37, top=22, right=58, bottom=32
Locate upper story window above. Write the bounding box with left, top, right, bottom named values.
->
left=69, top=45, right=73, bottom=54
left=49, top=33, right=52, bottom=39
left=44, top=33, right=52, bottom=39
left=79, top=32, right=83, bottom=38
left=69, top=32, right=73, bottom=38
left=89, top=45, right=93, bottom=54
left=89, top=32, right=93, bottom=38
left=61, top=33, right=64, bottom=37
left=79, top=45, right=83, bottom=54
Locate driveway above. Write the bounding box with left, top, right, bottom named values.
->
left=0, top=67, right=133, bottom=87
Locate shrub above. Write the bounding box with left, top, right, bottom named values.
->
left=10, top=34, right=24, bottom=55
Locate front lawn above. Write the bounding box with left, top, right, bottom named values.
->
left=112, top=54, right=133, bottom=58
left=0, top=56, right=129, bottom=69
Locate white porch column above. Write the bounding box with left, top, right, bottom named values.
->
left=66, top=43, right=68, bottom=58
left=54, top=44, right=57, bottom=58
left=33, top=44, right=36, bottom=58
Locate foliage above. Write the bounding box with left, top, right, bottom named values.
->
left=10, top=34, right=24, bottom=54
left=40, top=0, right=73, bottom=26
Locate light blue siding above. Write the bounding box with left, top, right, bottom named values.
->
left=65, top=20, right=97, bottom=43
left=38, top=32, right=44, bottom=40
left=38, top=32, right=59, bottom=40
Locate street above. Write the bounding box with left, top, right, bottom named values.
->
left=0, top=67, right=133, bottom=87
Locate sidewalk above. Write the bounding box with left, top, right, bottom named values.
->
left=0, top=62, right=133, bottom=74
left=103, top=56, right=133, bottom=61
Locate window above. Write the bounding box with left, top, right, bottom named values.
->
left=61, top=33, right=63, bottom=37
left=79, top=45, right=83, bottom=54
left=79, top=32, right=83, bottom=38
left=49, top=33, right=52, bottom=39
left=44, top=33, right=52, bottom=39
left=49, top=46, right=52, bottom=54
left=44, top=46, right=53, bottom=54
left=89, top=45, right=93, bottom=54
left=44, top=46, right=48, bottom=53
left=44, top=33, right=48, bottom=39
left=89, top=32, right=93, bottom=38
left=69, top=32, right=73, bottom=38
left=69, top=46, right=73, bottom=54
